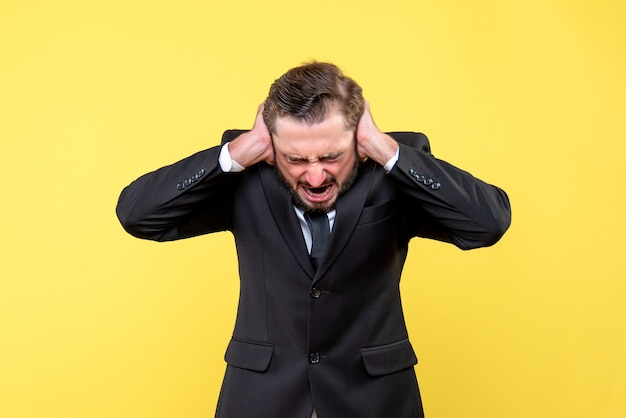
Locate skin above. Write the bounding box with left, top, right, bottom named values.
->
left=228, top=101, right=399, bottom=212
left=272, top=105, right=357, bottom=212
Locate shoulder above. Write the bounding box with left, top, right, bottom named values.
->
left=222, top=129, right=249, bottom=144
left=387, top=132, right=431, bottom=154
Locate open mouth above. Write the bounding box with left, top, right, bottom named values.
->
left=302, top=184, right=334, bottom=201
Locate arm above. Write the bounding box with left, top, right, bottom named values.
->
left=357, top=103, right=511, bottom=250
left=389, top=135, right=511, bottom=249
left=116, top=145, right=237, bottom=241
left=116, top=105, right=275, bottom=242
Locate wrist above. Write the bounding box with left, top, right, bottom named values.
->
left=219, top=143, right=245, bottom=173
left=362, top=132, right=399, bottom=167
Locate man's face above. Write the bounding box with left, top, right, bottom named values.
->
left=272, top=105, right=359, bottom=213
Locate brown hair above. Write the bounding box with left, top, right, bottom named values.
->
left=262, top=62, right=365, bottom=134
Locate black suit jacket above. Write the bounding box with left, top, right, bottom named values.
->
left=116, top=131, right=511, bottom=418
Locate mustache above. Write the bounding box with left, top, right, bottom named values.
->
left=297, top=176, right=337, bottom=188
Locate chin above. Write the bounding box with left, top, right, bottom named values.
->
left=294, top=193, right=337, bottom=213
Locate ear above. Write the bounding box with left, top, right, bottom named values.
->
left=266, top=135, right=276, bottom=166
left=353, top=133, right=368, bottom=163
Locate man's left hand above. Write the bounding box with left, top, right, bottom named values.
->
left=356, top=101, right=399, bottom=166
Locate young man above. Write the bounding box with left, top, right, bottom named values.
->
left=116, top=62, right=511, bottom=418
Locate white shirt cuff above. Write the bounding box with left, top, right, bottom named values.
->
left=383, top=147, right=400, bottom=173
left=219, top=142, right=245, bottom=173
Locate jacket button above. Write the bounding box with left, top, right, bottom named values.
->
left=431, top=182, right=441, bottom=190
left=309, top=353, right=320, bottom=364
left=310, top=288, right=322, bottom=298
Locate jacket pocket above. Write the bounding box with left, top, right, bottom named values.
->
left=360, top=339, right=418, bottom=377
left=357, top=199, right=396, bottom=225
left=224, top=338, right=274, bottom=372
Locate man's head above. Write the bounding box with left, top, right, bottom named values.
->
left=263, top=62, right=365, bottom=213
left=262, top=62, right=365, bottom=134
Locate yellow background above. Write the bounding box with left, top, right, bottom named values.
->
left=1, top=0, right=625, bottom=417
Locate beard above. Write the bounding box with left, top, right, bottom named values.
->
left=275, top=156, right=360, bottom=214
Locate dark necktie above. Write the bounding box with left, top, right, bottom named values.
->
left=304, top=212, right=330, bottom=271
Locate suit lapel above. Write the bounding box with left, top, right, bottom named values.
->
left=258, top=162, right=377, bottom=280
left=258, top=164, right=316, bottom=277
left=315, top=163, right=376, bottom=278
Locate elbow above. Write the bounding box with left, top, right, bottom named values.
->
left=480, top=210, right=512, bottom=248
left=455, top=217, right=511, bottom=250
left=115, top=192, right=157, bottom=241
left=456, top=193, right=512, bottom=250
left=116, top=199, right=145, bottom=239
left=478, top=187, right=512, bottom=248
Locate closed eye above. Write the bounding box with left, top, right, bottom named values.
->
left=319, top=152, right=343, bottom=162
left=284, top=155, right=308, bottom=164
left=283, top=152, right=344, bottom=164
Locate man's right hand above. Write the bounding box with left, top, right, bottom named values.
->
left=227, top=104, right=275, bottom=167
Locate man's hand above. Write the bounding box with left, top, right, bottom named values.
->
left=228, top=104, right=275, bottom=167
left=356, top=101, right=399, bottom=166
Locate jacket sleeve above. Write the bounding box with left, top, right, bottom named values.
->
left=115, top=144, right=238, bottom=242
left=388, top=132, right=511, bottom=250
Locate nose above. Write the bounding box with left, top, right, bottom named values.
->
left=305, top=162, right=326, bottom=187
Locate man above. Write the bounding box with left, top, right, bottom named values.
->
left=116, top=62, right=511, bottom=418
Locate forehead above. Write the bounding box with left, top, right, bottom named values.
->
left=272, top=108, right=354, bottom=156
